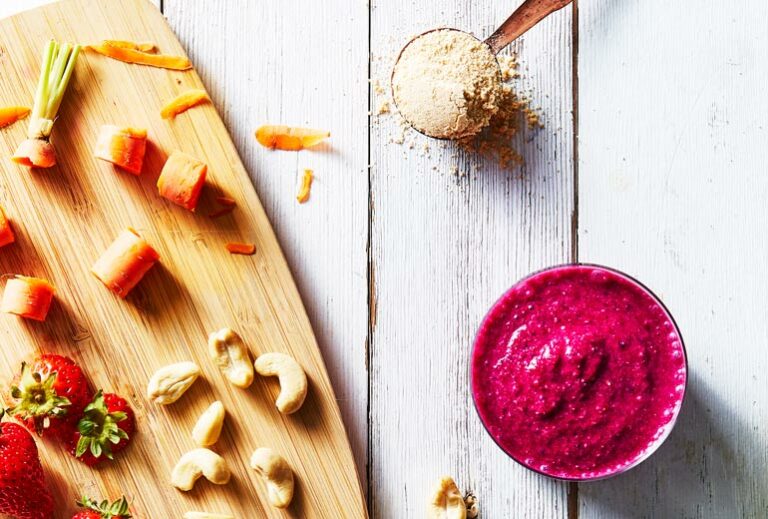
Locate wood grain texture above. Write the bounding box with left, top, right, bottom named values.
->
left=162, top=0, right=371, bottom=493
left=0, top=0, right=366, bottom=517
left=578, top=0, right=768, bottom=517
left=369, top=1, right=575, bottom=517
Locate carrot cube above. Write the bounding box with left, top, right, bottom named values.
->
left=0, top=206, right=15, bottom=248
left=94, top=125, right=148, bottom=175
left=92, top=228, right=159, bottom=298
left=1, top=276, right=55, bottom=321
left=157, top=151, right=207, bottom=211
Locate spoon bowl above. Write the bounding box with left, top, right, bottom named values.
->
left=391, top=0, right=574, bottom=139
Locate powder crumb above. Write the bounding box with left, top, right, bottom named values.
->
left=376, top=99, right=391, bottom=115
left=392, top=29, right=501, bottom=139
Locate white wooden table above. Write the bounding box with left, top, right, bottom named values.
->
left=3, top=1, right=767, bottom=517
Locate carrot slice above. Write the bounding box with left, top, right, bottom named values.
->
left=11, top=138, right=56, bottom=168
left=91, top=228, right=159, bottom=298
left=93, top=125, right=147, bottom=175
left=216, top=196, right=236, bottom=207
left=0, top=206, right=15, bottom=248
left=157, top=151, right=207, bottom=211
left=296, top=169, right=314, bottom=204
left=226, top=242, right=256, bottom=255
left=88, top=43, right=192, bottom=71
left=161, top=89, right=210, bottom=119
left=1, top=276, right=55, bottom=321
left=0, top=106, right=30, bottom=128
left=255, top=125, right=330, bottom=151
left=100, top=40, right=156, bottom=53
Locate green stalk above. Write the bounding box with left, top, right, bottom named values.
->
left=27, top=39, right=80, bottom=139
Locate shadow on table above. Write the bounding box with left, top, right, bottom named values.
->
left=578, top=371, right=767, bottom=518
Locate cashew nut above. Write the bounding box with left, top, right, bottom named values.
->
left=250, top=447, right=294, bottom=509
left=428, top=477, right=466, bottom=519
left=183, top=513, right=234, bottom=519
left=208, top=328, right=254, bottom=388
left=192, top=401, right=226, bottom=447
left=147, top=361, right=200, bottom=404
left=171, top=448, right=231, bottom=491
left=254, top=352, right=307, bottom=414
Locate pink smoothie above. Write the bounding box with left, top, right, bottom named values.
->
left=471, top=265, right=686, bottom=480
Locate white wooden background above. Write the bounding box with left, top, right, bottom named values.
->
left=2, top=1, right=767, bottom=518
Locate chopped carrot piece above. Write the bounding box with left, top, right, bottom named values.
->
left=226, top=242, right=256, bottom=255
left=1, top=276, right=55, bottom=321
left=0, top=206, right=15, bottom=248
left=100, top=40, right=156, bottom=53
left=255, top=125, right=330, bottom=151
left=216, top=196, right=236, bottom=207
left=161, top=89, right=210, bottom=119
left=208, top=206, right=235, bottom=219
left=93, top=125, right=147, bottom=175
left=12, top=139, right=56, bottom=168
left=296, top=169, right=314, bottom=203
left=0, top=107, right=30, bottom=128
left=88, top=43, right=192, bottom=70
left=157, top=151, right=207, bottom=211
left=91, top=228, right=159, bottom=298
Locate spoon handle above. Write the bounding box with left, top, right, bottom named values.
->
left=485, top=0, right=574, bottom=54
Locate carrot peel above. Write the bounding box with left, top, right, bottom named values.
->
left=1, top=276, right=55, bottom=321
left=88, top=42, right=191, bottom=71
left=255, top=125, right=330, bottom=151
left=0, top=206, right=15, bottom=248
left=161, top=89, right=210, bottom=119
left=226, top=242, right=256, bottom=255
left=296, top=169, right=314, bottom=203
left=0, top=107, right=31, bottom=128
left=91, top=228, right=159, bottom=298
left=94, top=125, right=147, bottom=175
left=99, top=40, right=157, bottom=53
left=157, top=151, right=207, bottom=211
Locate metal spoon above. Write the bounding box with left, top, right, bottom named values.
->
left=392, top=0, right=574, bottom=139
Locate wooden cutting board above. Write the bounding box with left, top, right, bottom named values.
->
left=0, top=0, right=367, bottom=517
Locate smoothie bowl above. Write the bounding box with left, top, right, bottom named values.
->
left=471, top=264, right=687, bottom=481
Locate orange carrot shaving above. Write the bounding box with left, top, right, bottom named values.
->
left=216, top=196, right=236, bottom=207
left=88, top=43, right=192, bottom=71
left=100, top=40, right=156, bottom=53
left=0, top=107, right=30, bottom=128
left=226, top=242, right=256, bottom=255
left=157, top=151, right=207, bottom=211
left=255, top=125, right=330, bottom=151
left=296, top=169, right=314, bottom=204
left=208, top=206, right=235, bottom=219
left=93, top=125, right=147, bottom=175
left=91, top=228, right=159, bottom=298
left=0, top=206, right=15, bottom=248
left=1, top=276, right=55, bottom=321
left=161, top=89, right=210, bottom=119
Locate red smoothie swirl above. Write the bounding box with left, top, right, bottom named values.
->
left=471, top=265, right=687, bottom=480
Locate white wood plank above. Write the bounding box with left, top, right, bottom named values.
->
left=578, top=1, right=768, bottom=517
left=369, top=1, right=575, bottom=517
left=162, top=0, right=371, bottom=492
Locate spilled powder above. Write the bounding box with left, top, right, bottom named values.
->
left=391, top=29, right=501, bottom=139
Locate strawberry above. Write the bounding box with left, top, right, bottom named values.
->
left=70, top=391, right=135, bottom=466
left=6, top=354, right=91, bottom=442
left=72, top=496, right=131, bottom=518
left=0, top=411, right=54, bottom=519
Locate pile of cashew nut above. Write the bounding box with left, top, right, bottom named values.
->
left=145, top=327, right=309, bottom=513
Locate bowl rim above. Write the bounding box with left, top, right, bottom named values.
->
left=469, top=262, right=689, bottom=482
